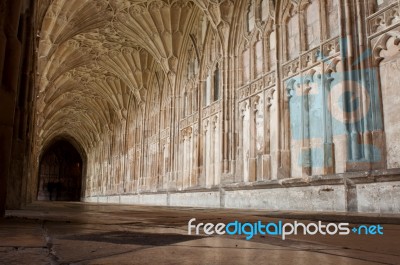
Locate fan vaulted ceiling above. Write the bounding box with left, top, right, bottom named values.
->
left=35, top=0, right=233, bottom=152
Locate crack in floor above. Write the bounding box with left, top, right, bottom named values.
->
left=42, top=221, right=61, bottom=265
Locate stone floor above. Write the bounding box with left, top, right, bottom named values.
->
left=1, top=202, right=400, bottom=265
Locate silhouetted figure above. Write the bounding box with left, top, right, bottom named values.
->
left=55, top=182, right=62, bottom=200
left=47, top=182, right=55, bottom=201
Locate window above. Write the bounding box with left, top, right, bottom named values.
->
left=203, top=64, right=220, bottom=106
left=305, top=0, right=320, bottom=49
left=260, top=0, right=269, bottom=22
left=327, top=0, right=339, bottom=38
left=287, top=10, right=299, bottom=60
left=183, top=92, right=188, bottom=117
left=213, top=64, right=220, bottom=101
left=247, top=0, right=255, bottom=32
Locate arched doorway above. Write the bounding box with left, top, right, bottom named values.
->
left=37, top=140, right=83, bottom=201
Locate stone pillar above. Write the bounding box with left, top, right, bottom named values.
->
left=8, top=0, right=37, bottom=209
left=0, top=0, right=23, bottom=216
left=0, top=1, right=7, bottom=217
left=0, top=2, right=6, bottom=84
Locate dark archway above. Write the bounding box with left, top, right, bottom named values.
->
left=37, top=140, right=83, bottom=201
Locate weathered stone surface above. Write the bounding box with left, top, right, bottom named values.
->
left=2, top=201, right=400, bottom=265
left=1, top=0, right=400, bottom=215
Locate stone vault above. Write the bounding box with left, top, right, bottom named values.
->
left=2, top=0, right=400, bottom=213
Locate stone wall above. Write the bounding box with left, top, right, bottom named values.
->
left=0, top=0, right=36, bottom=215
left=27, top=0, right=400, bottom=213
left=76, top=1, right=400, bottom=213
left=84, top=169, right=400, bottom=213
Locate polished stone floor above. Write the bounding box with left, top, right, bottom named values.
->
left=1, top=202, right=400, bottom=265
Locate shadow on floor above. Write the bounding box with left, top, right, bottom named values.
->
left=63, top=231, right=204, bottom=246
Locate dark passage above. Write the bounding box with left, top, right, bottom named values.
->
left=37, top=140, right=82, bottom=201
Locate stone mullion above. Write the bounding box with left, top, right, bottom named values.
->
left=157, top=110, right=163, bottom=190
left=236, top=103, right=242, bottom=183
left=179, top=135, right=184, bottom=189
left=106, top=132, right=111, bottom=193
left=207, top=120, right=212, bottom=186
left=276, top=15, right=291, bottom=178
left=164, top=98, right=171, bottom=190
left=134, top=124, right=139, bottom=193
left=108, top=134, right=113, bottom=193
left=249, top=98, right=257, bottom=182
left=148, top=117, right=152, bottom=190
left=340, top=0, right=375, bottom=169
left=191, top=129, right=198, bottom=187
left=154, top=114, right=159, bottom=190
left=96, top=146, right=100, bottom=195
left=196, top=107, right=203, bottom=187
left=168, top=87, right=178, bottom=190
left=103, top=139, right=108, bottom=195
left=151, top=118, right=156, bottom=190
left=250, top=38, right=256, bottom=82
left=151, top=117, right=157, bottom=190
left=139, top=105, right=146, bottom=192
left=263, top=89, right=273, bottom=180
left=320, top=0, right=328, bottom=41
left=187, top=131, right=192, bottom=187
left=211, top=118, right=217, bottom=186
left=221, top=54, right=231, bottom=178
left=188, top=131, right=192, bottom=187
left=92, top=151, right=98, bottom=194
left=198, top=122, right=205, bottom=187
left=99, top=137, right=108, bottom=195
left=324, top=73, right=336, bottom=174
left=123, top=96, right=134, bottom=193
left=184, top=131, right=188, bottom=189
left=130, top=120, right=136, bottom=192
left=299, top=4, right=308, bottom=53
left=98, top=145, right=102, bottom=194
left=231, top=53, right=239, bottom=178
left=114, top=129, right=119, bottom=192
left=104, top=132, right=111, bottom=194
left=185, top=133, right=189, bottom=187
left=356, top=0, right=376, bottom=169
left=202, top=121, right=207, bottom=187
left=98, top=141, right=103, bottom=195
left=302, top=80, right=312, bottom=176
left=239, top=101, right=250, bottom=182
left=120, top=121, right=127, bottom=193
left=198, top=34, right=208, bottom=187
left=202, top=121, right=209, bottom=187
left=343, top=0, right=362, bottom=165
left=93, top=151, right=98, bottom=195
left=142, top=114, right=148, bottom=190
left=137, top=124, right=141, bottom=191
left=115, top=125, right=120, bottom=192
left=102, top=138, right=108, bottom=195
left=253, top=97, right=263, bottom=181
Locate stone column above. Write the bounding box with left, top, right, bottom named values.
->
left=0, top=0, right=23, bottom=216
left=0, top=0, right=8, bottom=217
left=301, top=81, right=312, bottom=176
left=0, top=1, right=6, bottom=84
